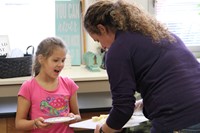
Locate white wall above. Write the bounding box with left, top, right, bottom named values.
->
left=133, top=0, right=155, bottom=14
left=83, top=0, right=100, bottom=54
left=0, top=0, right=55, bottom=54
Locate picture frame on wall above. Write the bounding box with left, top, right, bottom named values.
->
left=55, top=0, right=82, bottom=66
left=0, top=35, right=10, bottom=57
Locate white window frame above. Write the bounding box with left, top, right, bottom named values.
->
left=149, top=0, right=200, bottom=56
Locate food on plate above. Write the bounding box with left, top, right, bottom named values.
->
left=92, top=114, right=109, bottom=123
left=100, top=114, right=109, bottom=119
left=91, top=116, right=100, bottom=122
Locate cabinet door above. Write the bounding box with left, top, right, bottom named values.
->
left=0, top=118, right=29, bottom=133
left=0, top=118, right=6, bottom=133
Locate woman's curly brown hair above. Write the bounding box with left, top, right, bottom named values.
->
left=84, top=0, right=175, bottom=43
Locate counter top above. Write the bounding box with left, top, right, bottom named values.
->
left=0, top=65, right=108, bottom=85
left=0, top=65, right=111, bottom=117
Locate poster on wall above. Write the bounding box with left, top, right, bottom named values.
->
left=0, top=35, right=10, bottom=57
left=55, top=0, right=82, bottom=65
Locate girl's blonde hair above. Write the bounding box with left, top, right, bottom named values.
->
left=32, top=37, right=66, bottom=76
left=84, top=0, right=175, bottom=43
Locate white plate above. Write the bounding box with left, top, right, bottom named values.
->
left=44, top=116, right=75, bottom=123
left=70, top=115, right=148, bottom=129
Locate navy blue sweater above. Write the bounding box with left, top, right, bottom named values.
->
left=105, top=30, right=200, bottom=132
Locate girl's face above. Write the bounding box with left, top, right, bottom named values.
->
left=89, top=24, right=115, bottom=49
left=40, top=47, right=66, bottom=79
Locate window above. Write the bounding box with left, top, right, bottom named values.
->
left=155, top=0, right=200, bottom=54
left=0, top=0, right=55, bottom=53
left=0, top=0, right=82, bottom=65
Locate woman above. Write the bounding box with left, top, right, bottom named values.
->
left=84, top=0, right=200, bottom=133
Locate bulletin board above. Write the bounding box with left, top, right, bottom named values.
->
left=55, top=0, right=82, bottom=65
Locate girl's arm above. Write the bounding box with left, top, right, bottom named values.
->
left=69, top=91, right=81, bottom=122
left=15, top=96, right=35, bottom=130
left=15, top=96, right=49, bottom=130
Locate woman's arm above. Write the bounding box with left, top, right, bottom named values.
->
left=95, top=123, right=122, bottom=133
left=94, top=99, right=144, bottom=133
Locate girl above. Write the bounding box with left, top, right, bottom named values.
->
left=15, top=37, right=81, bottom=133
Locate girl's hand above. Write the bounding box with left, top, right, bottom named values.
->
left=34, top=117, right=52, bottom=129
left=68, top=113, right=75, bottom=118
left=64, top=113, right=81, bottom=124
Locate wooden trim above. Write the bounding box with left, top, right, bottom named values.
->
left=81, top=0, right=87, bottom=54
left=0, top=118, right=6, bottom=133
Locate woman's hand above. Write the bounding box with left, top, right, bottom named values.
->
left=94, top=124, right=102, bottom=133
left=94, top=123, right=122, bottom=133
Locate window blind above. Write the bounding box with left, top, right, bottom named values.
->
left=155, top=0, right=200, bottom=46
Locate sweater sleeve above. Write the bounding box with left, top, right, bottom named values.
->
left=105, top=42, right=136, bottom=130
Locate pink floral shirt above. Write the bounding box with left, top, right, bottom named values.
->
left=18, top=76, right=78, bottom=133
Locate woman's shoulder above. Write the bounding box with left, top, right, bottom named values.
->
left=116, top=30, right=143, bottom=38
